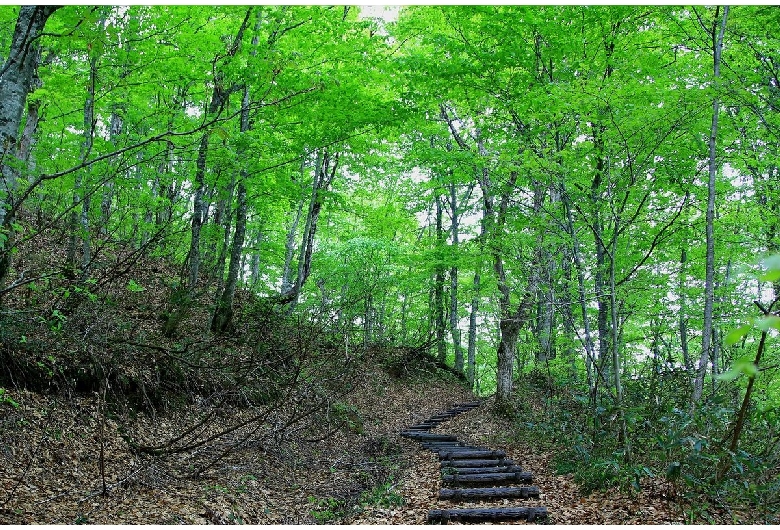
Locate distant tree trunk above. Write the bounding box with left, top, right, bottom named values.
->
left=562, top=186, right=598, bottom=403
left=67, top=52, right=97, bottom=280
left=448, top=178, right=464, bottom=374
left=609, top=222, right=630, bottom=461
left=434, top=193, right=447, bottom=363
left=281, top=160, right=306, bottom=293
left=279, top=148, right=339, bottom=308
left=530, top=178, right=555, bottom=364
left=485, top=168, right=523, bottom=409
left=0, top=6, right=60, bottom=287
left=693, top=5, right=728, bottom=408
left=679, top=246, right=692, bottom=372
left=184, top=9, right=251, bottom=294
left=212, top=173, right=236, bottom=301
left=165, top=10, right=252, bottom=336
left=467, top=217, right=487, bottom=387
left=590, top=123, right=612, bottom=383
left=101, top=107, right=122, bottom=235
left=249, top=231, right=263, bottom=289
left=467, top=270, right=479, bottom=386
left=211, top=174, right=247, bottom=333
left=186, top=86, right=226, bottom=293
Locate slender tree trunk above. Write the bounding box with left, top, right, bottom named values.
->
left=693, top=5, right=729, bottom=408
left=467, top=217, right=486, bottom=387
left=716, top=299, right=774, bottom=481
left=591, top=125, right=612, bottom=383
left=562, top=185, right=598, bottom=403
left=281, top=160, right=306, bottom=293
left=67, top=52, right=97, bottom=280
left=609, top=225, right=630, bottom=461
left=679, top=246, right=692, bottom=372
left=211, top=8, right=260, bottom=332
left=279, top=148, right=338, bottom=308
left=448, top=179, right=464, bottom=374
left=101, top=108, right=122, bottom=235
left=211, top=176, right=247, bottom=333
left=212, top=176, right=235, bottom=300
left=434, top=193, right=447, bottom=363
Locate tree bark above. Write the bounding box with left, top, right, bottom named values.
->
left=67, top=52, right=97, bottom=280
left=279, top=148, right=338, bottom=308
left=693, top=5, right=729, bottom=408
left=434, top=192, right=447, bottom=363
left=0, top=6, right=60, bottom=286
left=448, top=178, right=464, bottom=374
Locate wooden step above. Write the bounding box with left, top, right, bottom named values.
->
left=453, top=401, right=481, bottom=408
left=438, top=449, right=505, bottom=459
left=400, top=432, right=458, bottom=441
left=441, top=458, right=515, bottom=467
left=420, top=442, right=466, bottom=450
left=441, top=464, right=524, bottom=475
left=439, top=486, right=540, bottom=501
left=427, top=445, right=489, bottom=454
left=427, top=506, right=547, bottom=524
left=428, top=414, right=457, bottom=421
left=441, top=471, right=534, bottom=485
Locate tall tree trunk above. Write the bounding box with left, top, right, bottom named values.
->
left=591, top=123, right=612, bottom=384
left=562, top=186, right=598, bottom=404
left=279, top=148, right=339, bottom=308
left=434, top=193, right=447, bottom=363
left=211, top=175, right=247, bottom=333
left=0, top=6, right=60, bottom=287
left=467, top=216, right=487, bottom=387
left=609, top=222, right=630, bottom=461
left=67, top=52, right=97, bottom=280
left=679, top=246, right=692, bottom=372
left=448, top=178, right=464, bottom=374
left=211, top=174, right=236, bottom=301
left=693, top=5, right=729, bottom=408
left=281, top=159, right=306, bottom=293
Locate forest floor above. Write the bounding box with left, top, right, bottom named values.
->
left=1, top=358, right=735, bottom=525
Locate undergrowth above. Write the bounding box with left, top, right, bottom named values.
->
left=507, top=367, right=780, bottom=524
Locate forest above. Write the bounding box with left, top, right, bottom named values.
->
left=0, top=4, right=779, bottom=524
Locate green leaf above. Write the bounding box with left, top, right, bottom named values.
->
left=717, top=356, right=759, bottom=382
left=724, top=324, right=751, bottom=347
left=755, top=315, right=780, bottom=332
left=759, top=255, right=780, bottom=281
left=126, top=279, right=145, bottom=292
left=212, top=126, right=230, bottom=141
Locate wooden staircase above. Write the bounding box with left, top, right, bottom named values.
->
left=401, top=402, right=548, bottom=524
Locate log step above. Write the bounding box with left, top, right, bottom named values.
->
left=429, top=415, right=457, bottom=421
left=441, top=464, right=524, bottom=475
left=427, top=446, right=489, bottom=454
left=427, top=506, right=547, bottom=524
left=452, top=401, right=481, bottom=409
left=420, top=442, right=466, bottom=450
left=442, top=471, right=534, bottom=485
left=439, top=486, right=540, bottom=501
left=400, top=432, right=458, bottom=441
left=441, top=458, right=515, bottom=467
left=438, top=449, right=505, bottom=459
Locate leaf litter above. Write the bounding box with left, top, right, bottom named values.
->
left=0, top=361, right=737, bottom=525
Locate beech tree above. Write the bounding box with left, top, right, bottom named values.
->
left=1, top=7, right=779, bottom=497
